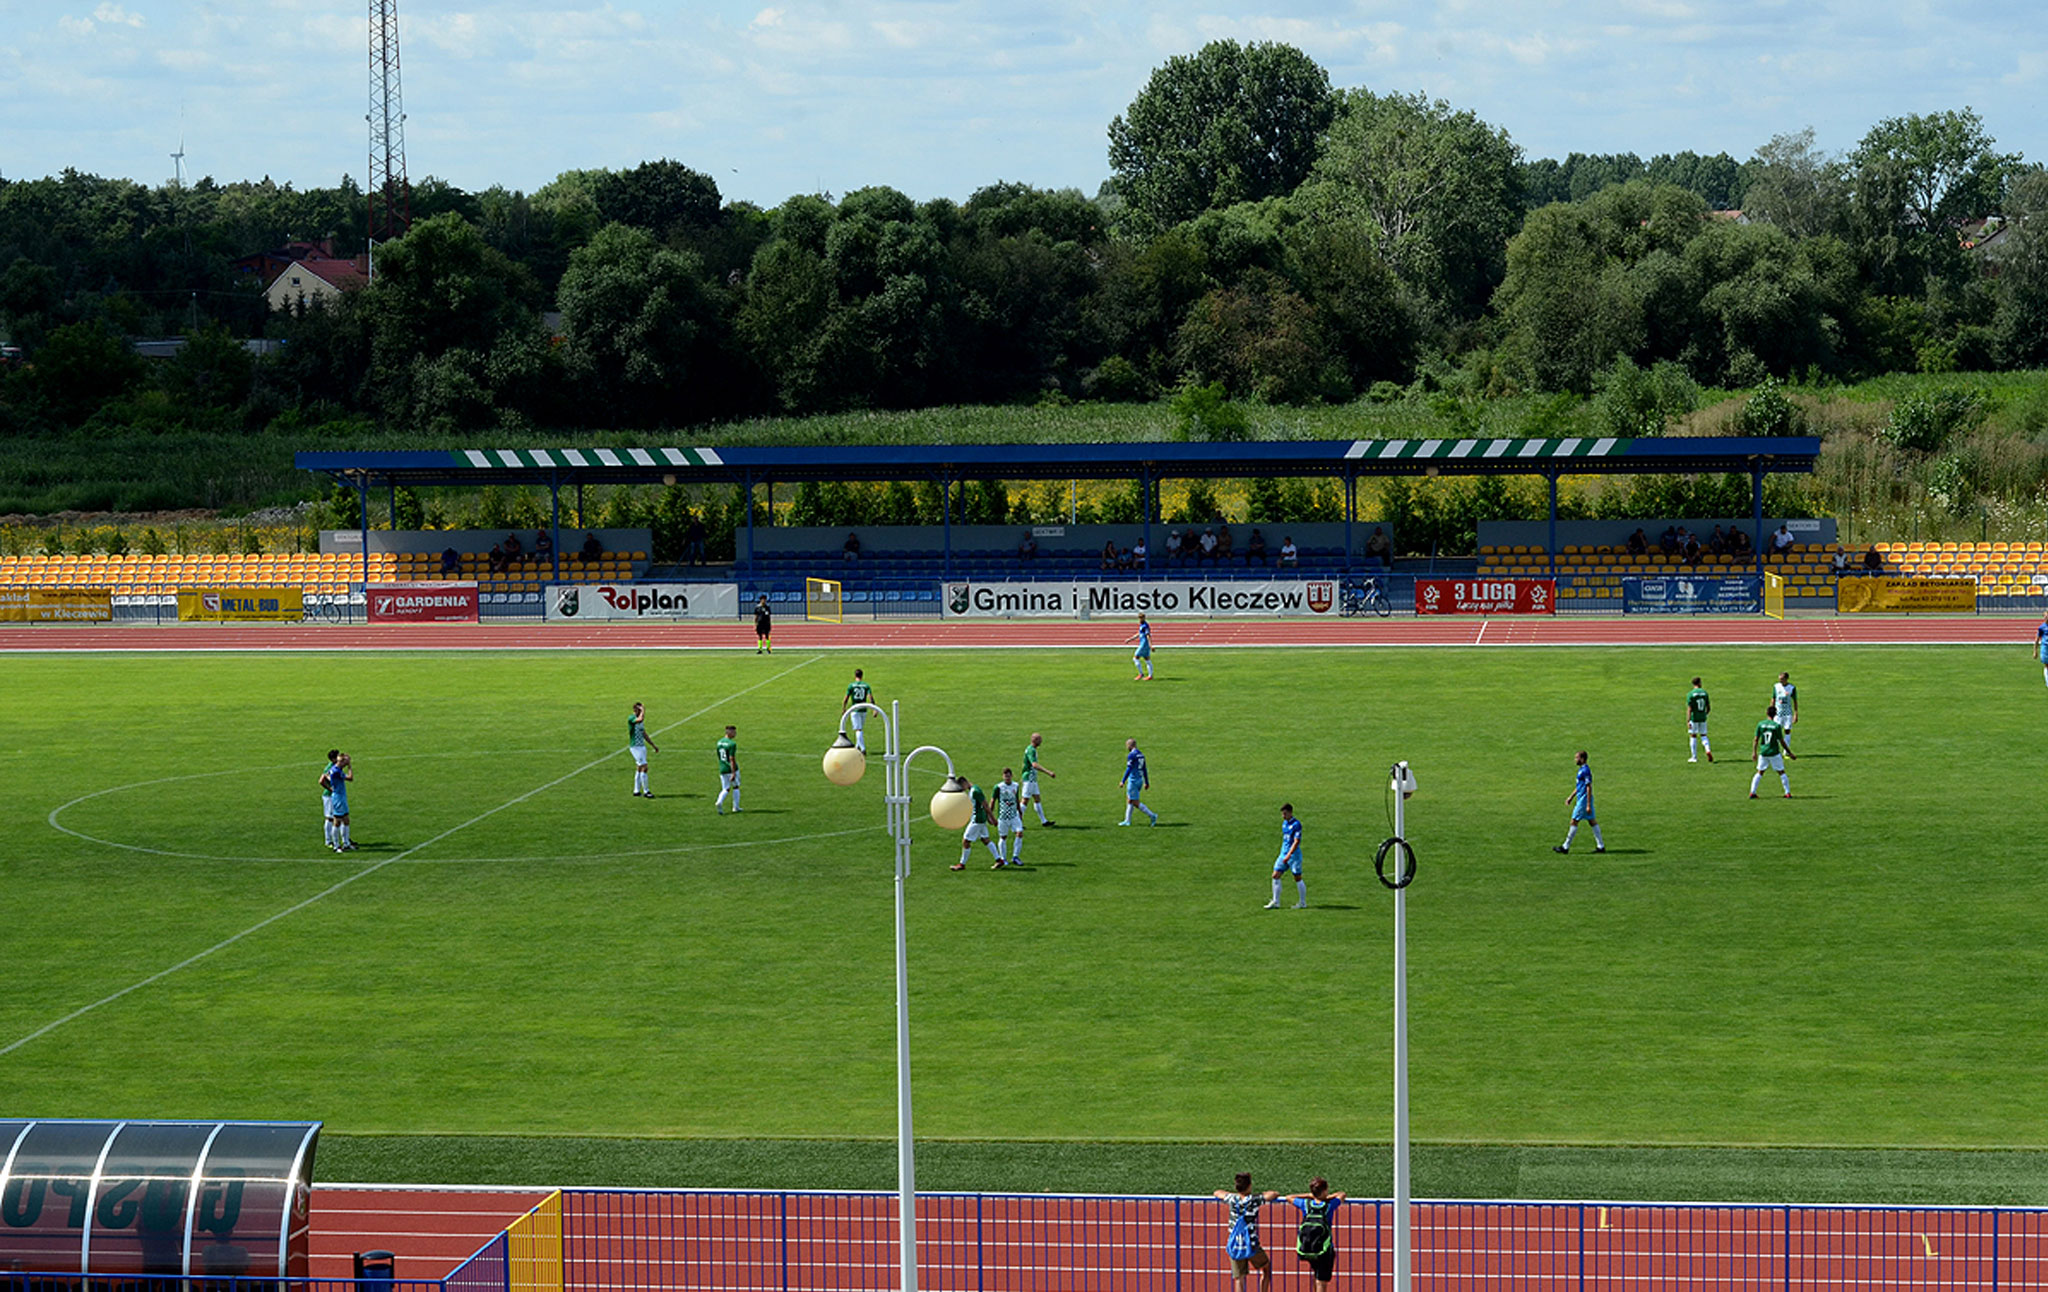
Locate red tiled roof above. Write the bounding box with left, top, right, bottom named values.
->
left=290, top=256, right=370, bottom=290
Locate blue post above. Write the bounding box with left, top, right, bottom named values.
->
left=743, top=472, right=755, bottom=578
left=357, top=478, right=371, bottom=591
left=548, top=474, right=561, bottom=586
left=1753, top=468, right=1766, bottom=580
left=779, top=1192, right=789, bottom=1292
left=1547, top=473, right=1559, bottom=576
left=1345, top=468, right=1356, bottom=565
left=942, top=474, right=953, bottom=582
left=1141, top=466, right=1152, bottom=576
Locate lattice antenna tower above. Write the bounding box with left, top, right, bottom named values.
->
left=367, top=0, right=410, bottom=245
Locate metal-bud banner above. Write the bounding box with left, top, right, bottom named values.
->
left=1413, top=578, right=1555, bottom=615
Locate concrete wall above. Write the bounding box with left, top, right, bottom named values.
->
left=743, top=522, right=1372, bottom=559
left=1478, top=517, right=1836, bottom=549
left=321, top=528, right=653, bottom=556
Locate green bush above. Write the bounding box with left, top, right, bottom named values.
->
left=1736, top=377, right=1806, bottom=438
left=1169, top=381, right=1250, bottom=442
left=1880, top=388, right=1987, bottom=454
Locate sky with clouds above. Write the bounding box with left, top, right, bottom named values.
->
left=4, top=1, right=2044, bottom=207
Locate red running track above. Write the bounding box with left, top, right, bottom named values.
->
left=311, top=1186, right=546, bottom=1280
left=0, top=616, right=2035, bottom=652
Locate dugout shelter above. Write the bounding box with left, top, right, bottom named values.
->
left=298, top=437, right=1822, bottom=586
left=0, top=1118, right=320, bottom=1278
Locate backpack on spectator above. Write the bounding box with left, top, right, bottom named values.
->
left=1296, top=1199, right=1335, bottom=1259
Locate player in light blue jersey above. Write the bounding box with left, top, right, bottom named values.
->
left=1265, top=804, right=1306, bottom=909
left=2035, top=615, right=2048, bottom=687
left=1552, top=750, right=1603, bottom=855
left=1125, top=613, right=1154, bottom=680
left=322, top=750, right=356, bottom=853
left=1118, top=738, right=1158, bottom=825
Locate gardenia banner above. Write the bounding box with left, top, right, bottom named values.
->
left=943, top=579, right=1339, bottom=618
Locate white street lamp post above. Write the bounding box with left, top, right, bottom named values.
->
left=1385, top=761, right=1419, bottom=1292
left=824, top=701, right=970, bottom=1292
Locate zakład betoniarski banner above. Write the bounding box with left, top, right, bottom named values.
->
left=0, top=587, right=113, bottom=622
left=367, top=583, right=480, bottom=623
left=1413, top=578, right=1556, bottom=615
left=942, top=579, right=1339, bottom=618
left=176, top=587, right=305, bottom=621
left=1835, top=576, right=1978, bottom=613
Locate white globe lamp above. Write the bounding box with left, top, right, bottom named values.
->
left=930, top=775, right=974, bottom=831
left=823, top=733, right=866, bottom=786
left=1390, top=761, right=1417, bottom=799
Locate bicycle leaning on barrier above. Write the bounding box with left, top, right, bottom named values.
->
left=1341, top=576, right=1393, bottom=618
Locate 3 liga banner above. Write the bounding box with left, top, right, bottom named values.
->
left=1836, top=576, right=1978, bottom=613
left=1414, top=578, right=1555, bottom=615
left=367, top=583, right=479, bottom=623
left=943, top=579, right=1340, bottom=618
left=1622, top=576, right=1763, bottom=614
left=0, top=587, right=113, bottom=622
left=176, top=587, right=304, bottom=621
left=547, top=582, right=740, bottom=621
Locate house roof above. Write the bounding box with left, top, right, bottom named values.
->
left=278, top=256, right=369, bottom=291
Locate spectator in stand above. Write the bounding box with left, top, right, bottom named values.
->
left=1730, top=528, right=1753, bottom=557
left=580, top=532, right=604, bottom=564
left=503, top=532, right=524, bottom=564
left=1830, top=548, right=1851, bottom=575
left=685, top=514, right=707, bottom=564
left=1366, top=527, right=1392, bottom=567
left=534, top=529, right=554, bottom=564
left=1279, top=536, right=1299, bottom=568
left=1165, top=530, right=1183, bottom=567
left=1771, top=523, right=1796, bottom=555
left=1132, top=537, right=1149, bottom=569
left=1681, top=530, right=1702, bottom=565
left=1101, top=540, right=1120, bottom=571
left=1862, top=547, right=1884, bottom=571
left=843, top=531, right=862, bottom=564
left=1216, top=524, right=1235, bottom=565
left=1660, top=525, right=1681, bottom=555
left=1707, top=525, right=1726, bottom=554
left=488, top=541, right=508, bottom=573
left=440, top=545, right=461, bottom=576
left=1018, top=531, right=1038, bottom=562
left=1245, top=529, right=1268, bottom=568
left=1199, top=527, right=1219, bottom=565
left=1626, top=527, right=1649, bottom=556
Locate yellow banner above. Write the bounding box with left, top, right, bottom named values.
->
left=0, top=587, right=113, bottom=622
left=176, top=587, right=305, bottom=621
left=1836, top=576, right=1978, bottom=613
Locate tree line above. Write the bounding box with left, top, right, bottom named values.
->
left=2, top=38, right=2044, bottom=444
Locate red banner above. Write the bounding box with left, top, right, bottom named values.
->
left=1414, top=578, right=1556, bottom=615
left=367, top=583, right=479, bottom=623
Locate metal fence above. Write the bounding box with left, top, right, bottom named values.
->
left=557, top=1190, right=2048, bottom=1292
left=0, top=1279, right=446, bottom=1292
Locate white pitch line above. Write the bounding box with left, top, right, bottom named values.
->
left=0, top=656, right=821, bottom=1059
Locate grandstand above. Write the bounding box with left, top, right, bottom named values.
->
left=1480, top=543, right=1846, bottom=610
left=1871, top=540, right=2048, bottom=597
left=0, top=546, right=646, bottom=596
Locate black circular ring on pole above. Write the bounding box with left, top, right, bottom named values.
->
left=1375, top=836, right=1417, bottom=890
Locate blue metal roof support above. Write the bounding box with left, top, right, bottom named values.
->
left=358, top=477, right=371, bottom=589
left=548, top=472, right=562, bottom=586
left=1548, top=474, right=1559, bottom=577
left=941, top=473, right=953, bottom=582
left=1752, top=468, right=1766, bottom=578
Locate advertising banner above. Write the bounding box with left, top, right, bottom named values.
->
left=942, top=579, right=1340, bottom=618
left=1414, top=578, right=1555, bottom=615
left=0, top=587, right=113, bottom=622
left=176, top=587, right=304, bottom=621
left=1622, top=576, right=1763, bottom=614
left=367, top=583, right=479, bottom=623
left=1836, top=576, right=1978, bottom=613
left=547, top=582, right=740, bottom=621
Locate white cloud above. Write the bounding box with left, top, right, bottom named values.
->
left=93, top=3, right=146, bottom=26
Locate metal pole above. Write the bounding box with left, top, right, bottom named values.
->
left=889, top=699, right=918, bottom=1292
left=1547, top=473, right=1559, bottom=576
left=1392, top=766, right=1410, bottom=1292
left=357, top=477, right=371, bottom=589
left=549, top=475, right=562, bottom=585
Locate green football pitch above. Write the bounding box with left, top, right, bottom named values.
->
left=2, top=644, right=2044, bottom=1197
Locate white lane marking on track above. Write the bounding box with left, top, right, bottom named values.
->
left=0, top=656, right=822, bottom=1059
left=1474, top=620, right=1489, bottom=645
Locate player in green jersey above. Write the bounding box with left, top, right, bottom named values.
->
left=1749, top=704, right=1795, bottom=799
left=950, top=781, right=1004, bottom=870
left=714, top=724, right=742, bottom=813
left=1685, top=678, right=1713, bottom=763
left=1021, top=732, right=1056, bottom=826
left=991, top=768, right=1027, bottom=867
left=628, top=702, right=660, bottom=797
left=842, top=668, right=875, bottom=752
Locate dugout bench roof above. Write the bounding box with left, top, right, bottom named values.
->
left=297, top=436, right=1822, bottom=489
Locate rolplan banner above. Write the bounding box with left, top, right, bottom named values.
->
left=1622, top=576, right=1762, bottom=614
left=943, top=579, right=1339, bottom=618
left=548, top=582, right=740, bottom=621
left=1414, top=578, right=1555, bottom=615
left=367, top=583, right=479, bottom=623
